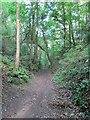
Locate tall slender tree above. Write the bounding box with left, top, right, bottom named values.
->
left=62, top=3, right=66, bottom=48
left=42, top=28, right=52, bottom=65
left=68, top=3, right=72, bottom=47
left=29, top=4, right=35, bottom=67
left=15, top=0, right=20, bottom=71
left=71, top=20, right=75, bottom=45
left=34, top=2, right=38, bottom=64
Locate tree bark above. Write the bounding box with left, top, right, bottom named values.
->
left=63, top=3, right=66, bottom=48
left=29, top=10, right=35, bottom=66
left=69, top=5, right=72, bottom=47
left=78, top=4, right=81, bottom=42
left=34, top=2, right=38, bottom=64
left=38, top=50, right=42, bottom=68
left=71, top=21, right=75, bottom=46
left=42, top=29, right=52, bottom=65
left=15, top=0, right=20, bottom=71
left=69, top=4, right=75, bottom=46
left=27, top=15, right=31, bottom=50
left=69, top=24, right=71, bottom=47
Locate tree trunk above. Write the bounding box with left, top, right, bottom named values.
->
left=88, top=2, right=90, bottom=45
left=85, top=3, right=88, bottom=37
left=86, top=6, right=87, bottom=28
left=64, top=22, right=66, bottom=48
left=71, top=21, right=75, bottom=46
left=20, top=26, right=22, bottom=56
left=27, top=16, right=31, bottom=50
left=15, top=0, right=20, bottom=71
left=78, top=5, right=81, bottom=42
left=69, top=24, right=71, bottom=47
left=38, top=50, right=42, bottom=68
left=42, top=29, right=52, bottom=65
left=75, top=16, right=78, bottom=43
left=34, top=2, right=38, bottom=64
left=69, top=5, right=72, bottom=47
left=39, top=51, right=42, bottom=64
left=63, top=3, right=66, bottom=48
left=29, top=11, right=35, bottom=66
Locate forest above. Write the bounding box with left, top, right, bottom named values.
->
left=1, top=0, right=90, bottom=119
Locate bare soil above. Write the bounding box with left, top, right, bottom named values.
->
left=2, top=69, right=84, bottom=118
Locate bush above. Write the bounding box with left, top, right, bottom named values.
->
left=9, top=66, right=31, bottom=84
left=1, top=55, right=32, bottom=85
left=54, top=44, right=89, bottom=112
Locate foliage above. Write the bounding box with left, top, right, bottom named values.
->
left=2, top=1, right=89, bottom=67
left=1, top=1, right=89, bottom=116
left=10, top=66, right=30, bottom=84
left=54, top=44, right=89, bottom=112
left=1, top=55, right=32, bottom=85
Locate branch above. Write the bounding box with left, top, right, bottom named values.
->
left=3, top=28, right=30, bottom=38
left=20, top=35, right=46, bottom=53
left=54, top=16, right=64, bottom=25
left=37, top=44, right=46, bottom=53
left=20, top=32, right=28, bottom=45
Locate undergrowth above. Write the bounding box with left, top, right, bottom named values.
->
left=54, top=43, right=89, bottom=115
left=1, top=55, right=33, bottom=85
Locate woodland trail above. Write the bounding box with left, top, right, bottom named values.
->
left=11, top=69, right=59, bottom=118
left=3, top=69, right=82, bottom=118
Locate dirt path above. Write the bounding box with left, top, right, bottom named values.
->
left=12, top=69, right=59, bottom=118
left=3, top=69, right=84, bottom=118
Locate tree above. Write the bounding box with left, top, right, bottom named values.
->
left=29, top=3, right=35, bottom=68
left=62, top=3, right=66, bottom=48
left=34, top=2, right=38, bottom=64
left=2, top=2, right=89, bottom=69
left=42, top=28, right=52, bottom=65
left=71, top=20, right=75, bottom=45
left=15, top=0, right=20, bottom=71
